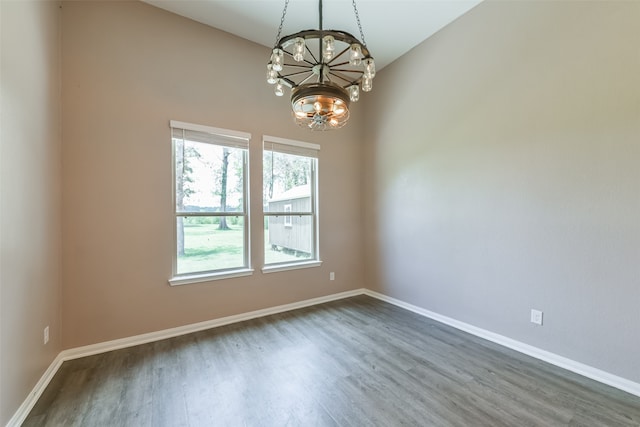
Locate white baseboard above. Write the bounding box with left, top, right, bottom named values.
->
left=363, top=289, right=640, bottom=398
left=8, top=287, right=639, bottom=427
left=6, top=288, right=365, bottom=427
left=6, top=353, right=65, bottom=427
left=59, top=288, right=365, bottom=361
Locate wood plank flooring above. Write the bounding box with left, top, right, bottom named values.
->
left=24, top=295, right=640, bottom=426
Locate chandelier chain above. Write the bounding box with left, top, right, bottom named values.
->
left=274, top=0, right=290, bottom=46
left=351, top=0, right=367, bottom=47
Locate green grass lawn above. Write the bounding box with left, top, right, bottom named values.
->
left=177, top=223, right=306, bottom=274
left=178, top=223, right=244, bottom=273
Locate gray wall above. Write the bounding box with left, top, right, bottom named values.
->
left=0, top=1, right=62, bottom=425
left=364, top=0, right=640, bottom=383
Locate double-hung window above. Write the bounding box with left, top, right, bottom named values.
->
left=263, top=136, right=320, bottom=271
left=170, top=121, right=251, bottom=285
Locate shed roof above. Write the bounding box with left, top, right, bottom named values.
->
left=268, top=184, right=311, bottom=203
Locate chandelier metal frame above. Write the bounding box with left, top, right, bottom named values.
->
left=267, top=0, right=376, bottom=130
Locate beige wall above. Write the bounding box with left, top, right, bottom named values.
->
left=0, top=1, right=62, bottom=424
left=61, top=1, right=364, bottom=349
left=364, top=1, right=640, bottom=382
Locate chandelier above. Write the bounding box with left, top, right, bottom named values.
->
left=266, top=0, right=376, bottom=131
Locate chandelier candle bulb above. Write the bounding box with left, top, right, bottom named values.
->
left=271, top=48, right=284, bottom=71
left=293, top=37, right=306, bottom=62
left=364, top=57, right=376, bottom=78
left=266, top=64, right=278, bottom=84
left=275, top=80, right=284, bottom=96
left=349, top=85, right=360, bottom=102
left=362, top=75, right=372, bottom=92
left=322, top=35, right=335, bottom=61
left=349, top=44, right=363, bottom=65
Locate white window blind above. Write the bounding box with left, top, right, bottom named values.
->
left=171, top=120, right=250, bottom=150
left=263, top=135, right=319, bottom=158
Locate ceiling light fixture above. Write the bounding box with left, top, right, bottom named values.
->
left=267, top=0, right=375, bottom=131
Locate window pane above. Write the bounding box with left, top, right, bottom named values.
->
left=175, top=139, right=245, bottom=213
left=177, top=216, right=245, bottom=274
left=264, top=215, right=313, bottom=264
left=263, top=151, right=312, bottom=212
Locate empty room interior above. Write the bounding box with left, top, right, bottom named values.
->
left=1, top=0, right=639, bottom=425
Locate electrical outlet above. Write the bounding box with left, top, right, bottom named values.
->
left=44, top=326, right=50, bottom=344
left=330, top=272, right=335, bottom=281
left=530, top=309, right=543, bottom=326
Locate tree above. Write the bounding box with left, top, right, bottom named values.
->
left=264, top=151, right=275, bottom=201
left=218, top=147, right=231, bottom=230
left=175, top=140, right=199, bottom=255
left=263, top=151, right=311, bottom=205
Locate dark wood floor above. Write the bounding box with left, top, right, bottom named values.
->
left=24, top=295, right=640, bottom=426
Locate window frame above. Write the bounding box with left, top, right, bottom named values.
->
left=169, top=120, right=253, bottom=286
left=262, top=135, right=321, bottom=273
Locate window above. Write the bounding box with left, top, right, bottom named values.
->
left=170, top=121, right=251, bottom=285
left=263, top=136, right=320, bottom=270
left=284, top=204, right=293, bottom=228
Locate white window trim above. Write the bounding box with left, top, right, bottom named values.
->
left=170, top=120, right=252, bottom=285
left=262, top=261, right=322, bottom=274
left=169, top=268, right=254, bottom=286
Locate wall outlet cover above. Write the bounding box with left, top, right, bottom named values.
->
left=530, top=309, right=543, bottom=326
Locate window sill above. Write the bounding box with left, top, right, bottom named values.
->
left=169, top=268, right=254, bottom=286
left=261, top=260, right=322, bottom=274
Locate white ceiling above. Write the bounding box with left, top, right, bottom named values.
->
left=142, top=0, right=482, bottom=70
